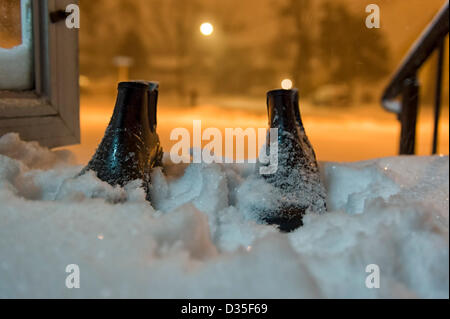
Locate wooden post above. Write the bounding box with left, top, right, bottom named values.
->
left=118, top=65, right=129, bottom=83
left=113, top=56, right=133, bottom=83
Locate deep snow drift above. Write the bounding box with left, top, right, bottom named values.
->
left=0, top=133, right=448, bottom=298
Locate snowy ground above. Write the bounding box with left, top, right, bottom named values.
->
left=0, top=133, right=448, bottom=298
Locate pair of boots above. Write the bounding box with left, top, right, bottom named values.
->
left=83, top=81, right=326, bottom=231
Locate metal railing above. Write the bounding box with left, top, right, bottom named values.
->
left=381, top=2, right=449, bottom=155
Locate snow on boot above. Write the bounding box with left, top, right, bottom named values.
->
left=81, top=81, right=163, bottom=199
left=291, top=89, right=319, bottom=166
left=257, top=89, right=327, bottom=232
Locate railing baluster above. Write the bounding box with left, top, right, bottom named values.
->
left=381, top=3, right=448, bottom=155
left=400, top=76, right=419, bottom=155
left=432, top=38, right=445, bottom=155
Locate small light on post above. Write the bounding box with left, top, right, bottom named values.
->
left=200, top=22, right=214, bottom=36
left=281, top=79, right=293, bottom=90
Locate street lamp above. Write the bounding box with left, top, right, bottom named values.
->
left=200, top=22, right=214, bottom=36
left=281, top=78, right=293, bottom=90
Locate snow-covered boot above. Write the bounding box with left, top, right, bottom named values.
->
left=81, top=81, right=163, bottom=199
left=291, top=89, right=319, bottom=167
left=258, top=89, right=326, bottom=231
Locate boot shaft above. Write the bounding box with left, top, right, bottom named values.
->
left=263, top=88, right=320, bottom=179
left=83, top=81, right=163, bottom=188
left=110, top=81, right=158, bottom=134
left=267, top=89, right=300, bottom=137
left=291, top=89, right=305, bottom=130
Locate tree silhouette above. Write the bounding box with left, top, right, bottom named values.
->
left=318, top=1, right=390, bottom=86
left=274, top=0, right=390, bottom=98
left=116, top=29, right=150, bottom=79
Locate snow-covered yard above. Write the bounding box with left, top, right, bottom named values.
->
left=0, top=133, right=448, bottom=298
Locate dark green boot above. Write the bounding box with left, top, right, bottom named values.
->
left=81, top=81, right=163, bottom=199
left=258, top=89, right=326, bottom=232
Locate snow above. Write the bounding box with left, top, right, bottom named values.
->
left=0, top=0, right=33, bottom=90
left=0, top=133, right=448, bottom=298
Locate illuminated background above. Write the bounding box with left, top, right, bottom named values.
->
left=12, top=0, right=450, bottom=163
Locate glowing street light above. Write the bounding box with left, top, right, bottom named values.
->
left=281, top=78, right=293, bottom=90
left=200, top=22, right=214, bottom=36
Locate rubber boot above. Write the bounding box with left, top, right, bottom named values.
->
left=291, top=89, right=318, bottom=167
left=81, top=81, right=163, bottom=199
left=258, top=89, right=326, bottom=232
